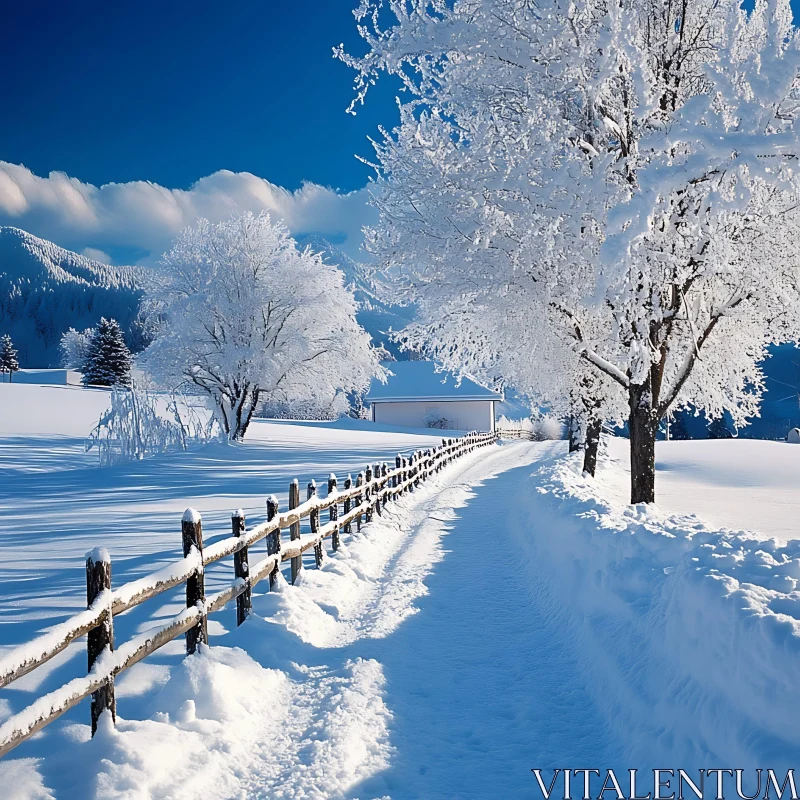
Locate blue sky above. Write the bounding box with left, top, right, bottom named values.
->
left=1, top=0, right=396, bottom=193
left=0, top=1, right=398, bottom=263
left=4, top=0, right=800, bottom=266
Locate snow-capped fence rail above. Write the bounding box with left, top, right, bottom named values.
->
left=0, top=430, right=497, bottom=758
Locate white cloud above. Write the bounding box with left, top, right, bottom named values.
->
left=81, top=247, right=112, bottom=264
left=0, top=162, right=376, bottom=264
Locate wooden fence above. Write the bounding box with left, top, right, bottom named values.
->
left=497, top=427, right=535, bottom=441
left=0, top=430, right=497, bottom=758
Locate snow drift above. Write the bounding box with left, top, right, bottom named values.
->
left=517, top=447, right=800, bottom=769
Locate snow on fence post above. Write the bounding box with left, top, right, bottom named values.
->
left=289, top=480, right=302, bottom=584
left=266, top=495, right=280, bottom=589
left=308, top=481, right=323, bottom=568
left=356, top=472, right=364, bottom=530
left=86, top=548, right=115, bottom=736
left=364, top=466, right=373, bottom=523
left=401, top=457, right=408, bottom=493
left=182, top=508, right=207, bottom=654
left=343, top=475, right=352, bottom=534
left=394, top=456, right=401, bottom=493
left=372, top=464, right=382, bottom=517
left=232, top=510, right=251, bottom=626
left=407, top=454, right=414, bottom=492
left=328, top=475, right=340, bottom=550
left=382, top=463, right=389, bottom=509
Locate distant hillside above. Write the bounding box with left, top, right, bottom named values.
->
left=296, top=233, right=414, bottom=359
left=0, top=227, right=144, bottom=367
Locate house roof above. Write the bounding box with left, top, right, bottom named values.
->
left=366, top=361, right=502, bottom=403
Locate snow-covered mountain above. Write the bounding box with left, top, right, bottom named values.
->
left=296, top=233, right=414, bottom=359
left=0, top=227, right=144, bottom=367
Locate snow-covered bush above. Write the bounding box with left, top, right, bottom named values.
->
left=141, top=212, right=383, bottom=441
left=422, top=411, right=453, bottom=430
left=259, top=392, right=350, bottom=422
left=59, top=327, right=93, bottom=370
left=86, top=384, right=220, bottom=466
left=535, top=416, right=563, bottom=442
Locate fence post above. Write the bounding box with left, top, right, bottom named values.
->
left=407, top=453, right=414, bottom=492
left=372, top=464, right=382, bottom=517
left=364, top=466, right=373, bottom=523
left=328, top=474, right=340, bottom=550
left=289, top=479, right=301, bottom=584
left=266, top=495, right=280, bottom=589
left=182, top=509, right=207, bottom=655
left=343, top=474, right=352, bottom=534
left=394, top=455, right=401, bottom=495
left=382, top=463, right=389, bottom=509
left=308, top=480, right=323, bottom=568
left=86, top=548, right=115, bottom=736
left=356, top=472, right=364, bottom=530
left=401, top=456, right=408, bottom=493
left=232, top=510, right=251, bottom=626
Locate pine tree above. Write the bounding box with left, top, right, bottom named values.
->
left=669, top=413, right=691, bottom=441
left=0, top=334, right=20, bottom=382
left=82, top=318, right=132, bottom=387
left=707, top=416, right=733, bottom=440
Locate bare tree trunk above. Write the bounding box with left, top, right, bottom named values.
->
left=582, top=415, right=602, bottom=477
left=628, top=381, right=658, bottom=504
left=568, top=416, right=582, bottom=453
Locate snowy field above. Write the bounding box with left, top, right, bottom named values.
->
left=600, top=437, right=800, bottom=541
left=1, top=383, right=800, bottom=798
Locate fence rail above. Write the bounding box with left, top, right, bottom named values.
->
left=0, top=430, right=497, bottom=758
left=496, top=426, right=535, bottom=441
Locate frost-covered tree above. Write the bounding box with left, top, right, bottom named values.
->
left=141, top=212, right=383, bottom=441
left=341, top=0, right=800, bottom=502
left=82, top=318, right=133, bottom=387
left=59, top=327, right=94, bottom=370
left=0, top=334, right=20, bottom=381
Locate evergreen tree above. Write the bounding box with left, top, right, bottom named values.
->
left=82, top=318, right=132, bottom=387
left=0, top=334, right=20, bottom=382
left=707, top=416, right=733, bottom=440
left=669, top=413, right=691, bottom=441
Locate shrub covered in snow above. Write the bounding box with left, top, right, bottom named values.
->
left=59, top=327, right=93, bottom=370
left=422, top=411, right=453, bottom=430
left=259, top=393, right=351, bottom=422
left=86, top=384, right=220, bottom=466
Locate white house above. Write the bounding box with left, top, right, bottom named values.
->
left=0, top=369, right=82, bottom=385
left=365, top=361, right=502, bottom=432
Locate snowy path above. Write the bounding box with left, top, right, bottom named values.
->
left=228, top=440, right=626, bottom=799
left=348, top=441, right=625, bottom=799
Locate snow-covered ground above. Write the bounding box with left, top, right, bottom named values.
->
left=600, top=437, right=800, bottom=542
left=2, top=385, right=799, bottom=798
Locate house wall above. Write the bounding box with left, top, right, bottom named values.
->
left=0, top=369, right=82, bottom=385
left=371, top=400, right=495, bottom=432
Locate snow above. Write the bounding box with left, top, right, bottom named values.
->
left=3, top=383, right=800, bottom=797
left=85, top=547, right=109, bottom=565
left=520, top=442, right=800, bottom=769
left=181, top=508, right=201, bottom=525
left=599, top=437, right=800, bottom=542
